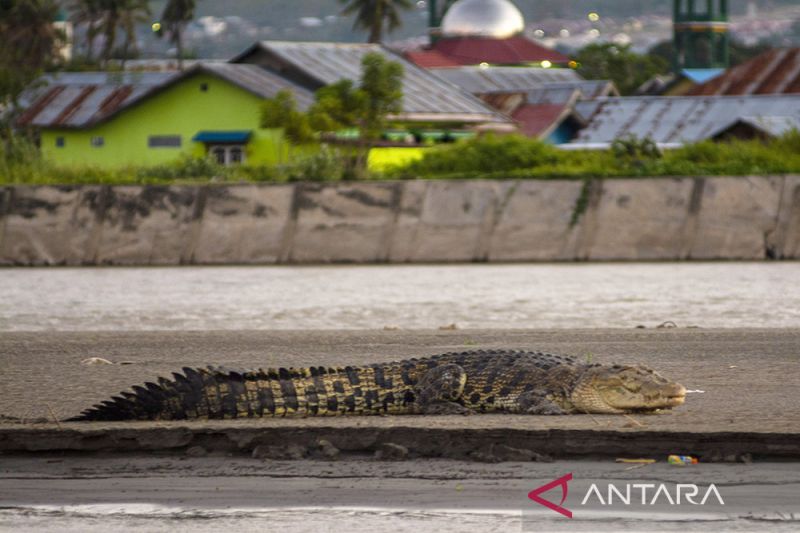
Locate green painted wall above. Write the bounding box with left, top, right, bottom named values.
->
left=41, top=73, right=291, bottom=168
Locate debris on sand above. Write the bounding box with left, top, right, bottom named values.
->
left=80, top=357, right=114, bottom=365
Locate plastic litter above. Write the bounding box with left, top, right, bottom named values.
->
left=667, top=454, right=698, bottom=465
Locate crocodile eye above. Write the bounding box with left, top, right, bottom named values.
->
left=625, top=382, right=641, bottom=392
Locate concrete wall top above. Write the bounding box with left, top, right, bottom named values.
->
left=2, top=176, right=799, bottom=265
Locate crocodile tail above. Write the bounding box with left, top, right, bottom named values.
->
left=65, top=366, right=257, bottom=421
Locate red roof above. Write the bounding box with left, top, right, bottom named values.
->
left=511, top=103, right=570, bottom=137
left=404, top=50, right=462, bottom=68
left=409, top=36, right=569, bottom=68
left=686, top=48, right=800, bottom=96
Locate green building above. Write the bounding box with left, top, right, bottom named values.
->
left=673, top=0, right=729, bottom=71
left=19, top=64, right=314, bottom=168
left=19, top=42, right=511, bottom=170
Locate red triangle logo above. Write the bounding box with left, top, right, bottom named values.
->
left=528, top=472, right=573, bottom=518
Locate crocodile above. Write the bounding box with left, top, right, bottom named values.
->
left=68, top=350, right=687, bottom=421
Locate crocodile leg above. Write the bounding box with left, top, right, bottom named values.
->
left=414, top=363, right=472, bottom=415
left=517, top=389, right=568, bottom=415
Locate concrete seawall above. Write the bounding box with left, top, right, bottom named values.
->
left=1, top=175, right=799, bottom=265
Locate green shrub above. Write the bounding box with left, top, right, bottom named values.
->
left=392, top=134, right=560, bottom=178
left=136, top=155, right=227, bottom=181
left=611, top=135, right=662, bottom=169
left=281, top=145, right=348, bottom=182
left=0, top=134, right=46, bottom=182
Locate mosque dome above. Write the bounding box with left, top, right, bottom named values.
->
left=440, top=0, right=525, bottom=39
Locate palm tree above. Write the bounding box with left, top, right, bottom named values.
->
left=339, top=0, right=413, bottom=44
left=0, top=0, right=62, bottom=65
left=0, top=0, right=61, bottom=105
left=95, top=0, right=149, bottom=63
left=69, top=0, right=103, bottom=62
left=157, top=0, right=195, bottom=69
left=118, top=0, right=150, bottom=62
left=97, top=0, right=121, bottom=62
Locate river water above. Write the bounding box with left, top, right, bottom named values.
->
left=2, top=262, right=799, bottom=331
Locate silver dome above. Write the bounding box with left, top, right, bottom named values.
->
left=441, top=0, right=525, bottom=39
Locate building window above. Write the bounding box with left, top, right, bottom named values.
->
left=55, top=137, right=65, bottom=147
left=209, top=145, right=246, bottom=165
left=212, top=146, right=226, bottom=165
left=91, top=136, right=104, bottom=147
left=200, top=83, right=209, bottom=92
left=148, top=135, right=182, bottom=148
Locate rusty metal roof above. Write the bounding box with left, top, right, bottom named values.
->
left=512, top=103, right=575, bottom=138
left=232, top=41, right=512, bottom=125
left=571, top=94, right=800, bottom=145
left=430, top=66, right=582, bottom=94
left=686, top=48, right=800, bottom=96
left=17, top=64, right=313, bottom=129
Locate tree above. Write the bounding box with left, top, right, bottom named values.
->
left=260, top=90, right=314, bottom=145
left=69, top=0, right=103, bottom=62
left=339, top=0, right=413, bottom=44
left=157, top=0, right=195, bottom=69
left=308, top=80, right=366, bottom=133
left=97, top=0, right=120, bottom=62
left=260, top=52, right=404, bottom=177
left=574, top=43, right=669, bottom=96
left=359, top=52, right=403, bottom=139
left=0, top=0, right=62, bottom=109
left=94, top=0, right=150, bottom=63
left=118, top=0, right=150, bottom=62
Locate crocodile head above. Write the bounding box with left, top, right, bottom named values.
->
left=570, top=364, right=686, bottom=414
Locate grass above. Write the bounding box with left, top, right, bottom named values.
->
left=3, top=132, right=800, bottom=185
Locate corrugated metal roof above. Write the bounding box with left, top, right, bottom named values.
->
left=571, top=94, right=800, bottom=144
left=236, top=41, right=511, bottom=124
left=710, top=115, right=800, bottom=138
left=547, top=80, right=618, bottom=100
left=198, top=63, right=313, bottom=107
left=480, top=86, right=580, bottom=111
left=18, top=63, right=313, bottom=129
left=686, top=48, right=800, bottom=96
left=16, top=72, right=172, bottom=111
left=42, top=71, right=174, bottom=86
left=431, top=66, right=581, bottom=94
left=478, top=85, right=591, bottom=140
left=525, top=86, right=582, bottom=106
